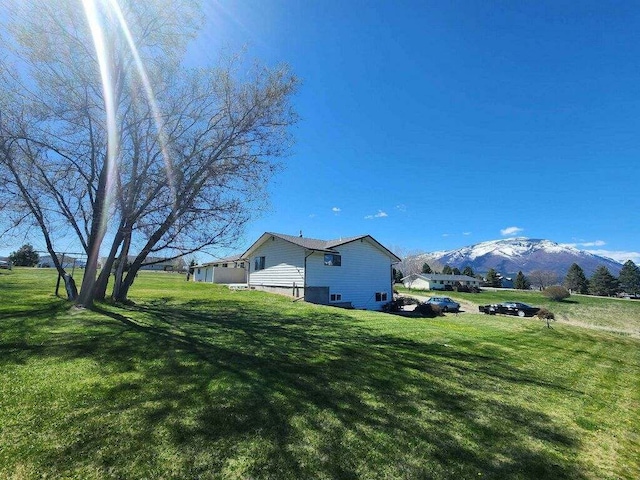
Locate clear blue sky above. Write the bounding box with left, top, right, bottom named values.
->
left=191, top=0, right=639, bottom=263
left=2, top=1, right=639, bottom=263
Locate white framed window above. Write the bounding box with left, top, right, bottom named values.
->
left=324, top=254, right=341, bottom=266
left=375, top=292, right=388, bottom=302
left=254, top=256, right=266, bottom=271
left=330, top=293, right=342, bottom=302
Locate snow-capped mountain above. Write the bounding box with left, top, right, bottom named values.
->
left=417, top=238, right=622, bottom=277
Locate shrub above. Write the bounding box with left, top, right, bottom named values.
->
left=536, top=308, right=556, bottom=328
left=414, top=302, right=443, bottom=318
left=382, top=300, right=403, bottom=313
left=542, top=285, right=570, bottom=301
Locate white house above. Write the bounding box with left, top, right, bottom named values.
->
left=402, top=273, right=481, bottom=291
left=192, top=255, right=247, bottom=284
left=38, top=254, right=85, bottom=269
left=241, top=232, right=400, bottom=310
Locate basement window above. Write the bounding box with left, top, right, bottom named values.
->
left=324, top=254, right=341, bottom=266
left=375, top=292, right=388, bottom=302
left=330, top=293, right=342, bottom=302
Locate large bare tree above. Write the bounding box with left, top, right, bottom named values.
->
left=0, top=0, right=298, bottom=306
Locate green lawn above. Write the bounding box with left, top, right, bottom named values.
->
left=1, top=268, right=639, bottom=479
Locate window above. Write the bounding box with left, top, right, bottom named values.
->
left=324, top=254, right=341, bottom=266
left=254, top=256, right=265, bottom=271
left=375, top=292, right=388, bottom=302
left=197, top=268, right=201, bottom=274
left=330, top=293, right=342, bottom=302
left=222, top=263, right=228, bottom=267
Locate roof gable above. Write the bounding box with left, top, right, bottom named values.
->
left=241, top=232, right=400, bottom=262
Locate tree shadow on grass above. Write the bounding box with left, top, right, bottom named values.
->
left=2, top=296, right=590, bottom=479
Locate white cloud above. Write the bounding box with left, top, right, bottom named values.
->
left=586, top=249, right=640, bottom=264
left=308, top=213, right=317, bottom=218
left=332, top=207, right=341, bottom=214
left=570, top=240, right=606, bottom=248
left=395, top=204, right=407, bottom=212
left=500, top=226, right=523, bottom=236
left=463, top=232, right=472, bottom=236
left=442, top=233, right=451, bottom=237
left=364, top=210, right=388, bottom=220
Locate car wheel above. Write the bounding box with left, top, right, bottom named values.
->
left=517, top=310, right=525, bottom=317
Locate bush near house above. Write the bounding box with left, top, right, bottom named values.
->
left=414, top=302, right=443, bottom=317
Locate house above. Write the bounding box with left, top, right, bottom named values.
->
left=128, top=255, right=177, bottom=271
left=192, top=255, right=247, bottom=284
left=401, top=273, right=481, bottom=291
left=38, top=254, right=85, bottom=269
left=241, top=232, right=400, bottom=310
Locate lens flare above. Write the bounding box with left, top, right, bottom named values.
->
left=105, top=0, right=177, bottom=204
left=80, top=0, right=118, bottom=261
left=80, top=0, right=177, bottom=256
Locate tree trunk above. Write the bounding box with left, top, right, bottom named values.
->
left=92, top=227, right=125, bottom=301
left=76, top=166, right=109, bottom=308
left=112, top=231, right=132, bottom=301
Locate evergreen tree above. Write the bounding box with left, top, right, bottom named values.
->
left=452, top=267, right=461, bottom=275
left=462, top=266, right=474, bottom=277
left=564, top=263, right=589, bottom=294
left=618, top=260, right=640, bottom=295
left=589, top=266, right=619, bottom=296
left=9, top=243, right=39, bottom=267
left=422, top=263, right=432, bottom=274
left=442, top=265, right=453, bottom=275
left=485, top=268, right=502, bottom=287
left=514, top=271, right=530, bottom=290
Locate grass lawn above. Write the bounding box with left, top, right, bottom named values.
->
left=1, top=268, right=639, bottom=479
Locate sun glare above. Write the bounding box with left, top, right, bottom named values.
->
left=80, top=0, right=177, bottom=240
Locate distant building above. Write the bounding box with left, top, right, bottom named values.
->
left=401, top=273, right=481, bottom=291
left=192, top=255, right=247, bottom=284
left=38, top=254, right=85, bottom=269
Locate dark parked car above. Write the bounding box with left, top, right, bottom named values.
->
left=479, top=302, right=539, bottom=317
left=426, top=296, right=460, bottom=312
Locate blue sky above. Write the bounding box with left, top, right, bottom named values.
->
left=189, top=0, right=640, bottom=263
left=2, top=1, right=639, bottom=263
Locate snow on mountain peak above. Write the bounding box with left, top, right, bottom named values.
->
left=418, top=237, right=622, bottom=276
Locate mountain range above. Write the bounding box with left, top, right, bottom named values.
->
left=416, top=238, right=623, bottom=278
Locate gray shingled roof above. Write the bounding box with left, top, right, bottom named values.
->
left=267, top=232, right=368, bottom=251
left=242, top=232, right=400, bottom=262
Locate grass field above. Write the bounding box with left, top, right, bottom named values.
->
left=1, top=268, right=639, bottom=479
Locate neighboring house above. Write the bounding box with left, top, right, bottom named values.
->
left=38, top=255, right=85, bottom=269
left=241, top=232, right=400, bottom=310
left=192, top=255, right=247, bottom=284
left=128, top=255, right=176, bottom=271
left=402, top=273, right=481, bottom=291
left=0, top=256, right=12, bottom=270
